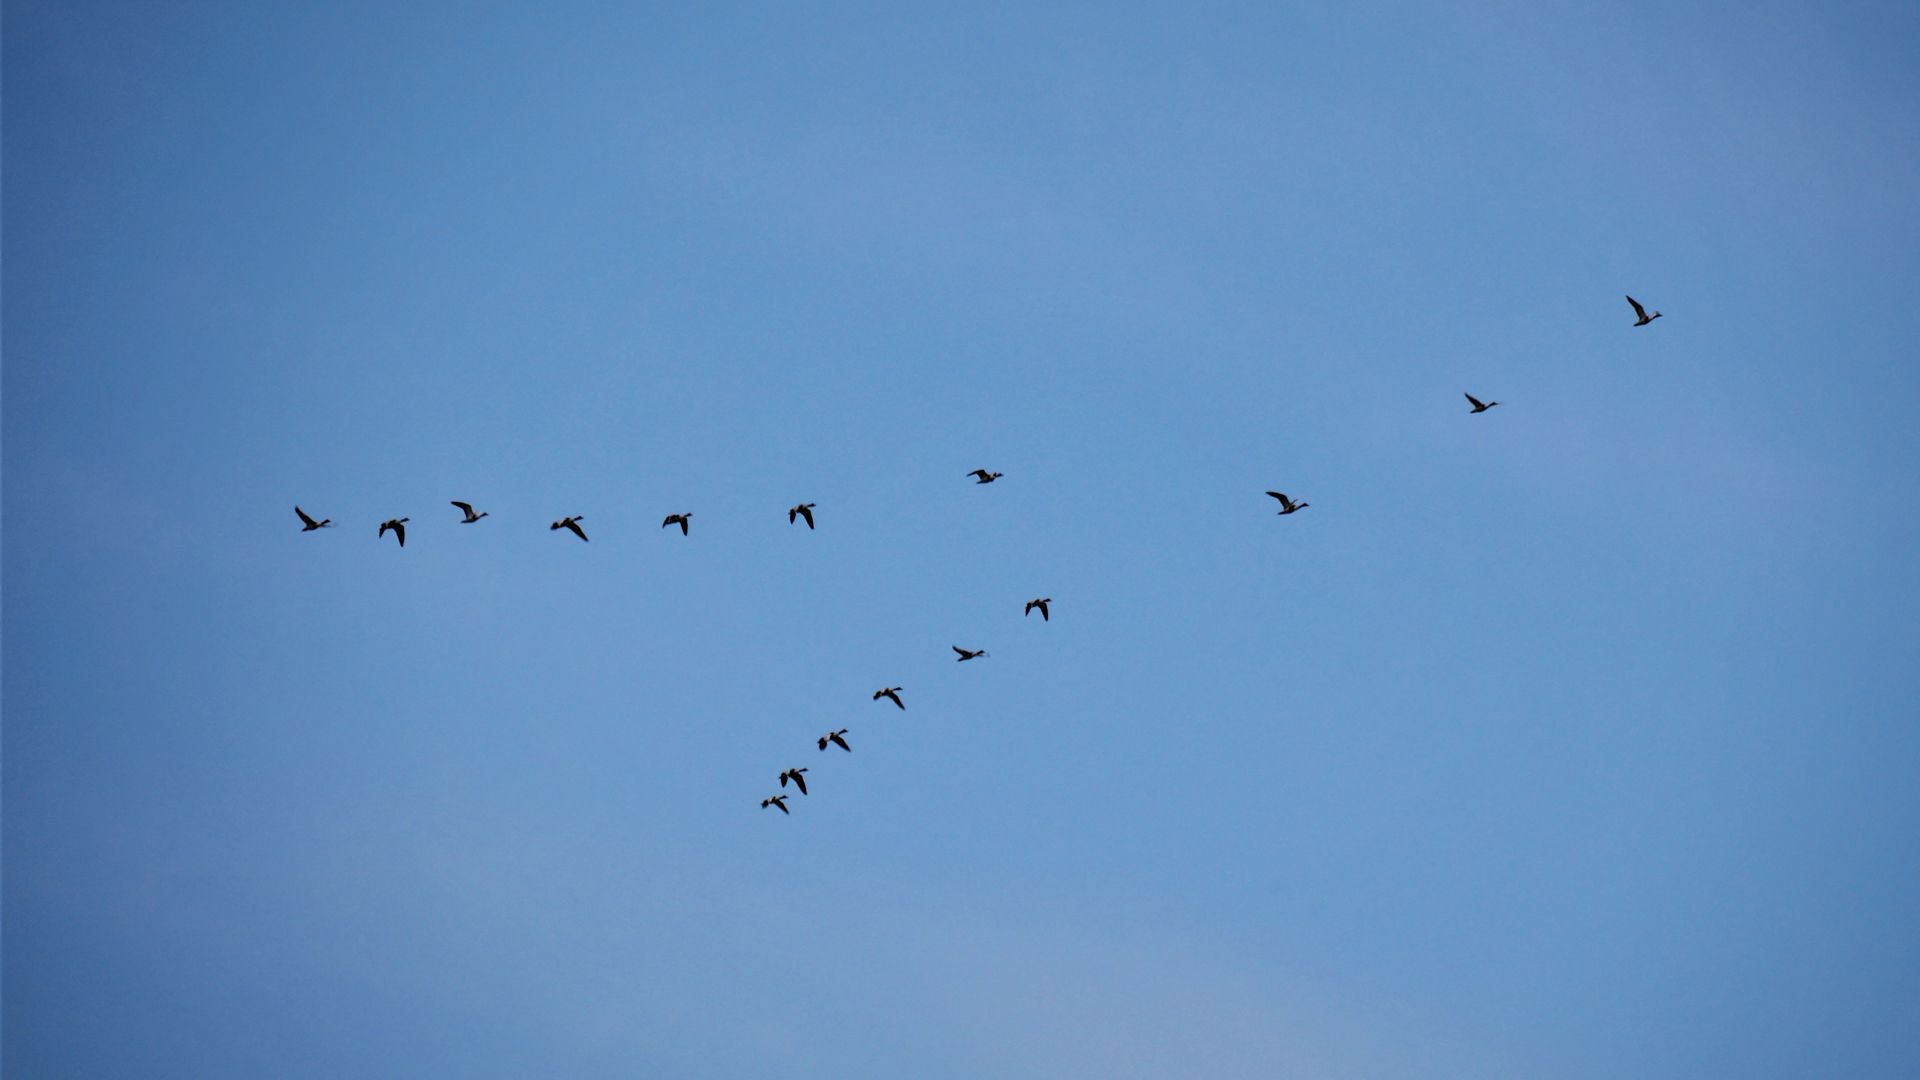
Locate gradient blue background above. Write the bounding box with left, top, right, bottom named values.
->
left=8, top=3, right=1919, bottom=1076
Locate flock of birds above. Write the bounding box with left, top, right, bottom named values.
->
left=296, top=296, right=1664, bottom=817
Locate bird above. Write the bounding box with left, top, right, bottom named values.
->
left=1266, top=491, right=1309, bottom=515
left=789, top=503, right=815, bottom=529
left=779, top=767, right=809, bottom=795
left=663, top=513, right=691, bottom=535
left=953, top=645, right=988, bottom=661
left=379, top=518, right=409, bottom=546
left=1024, top=598, right=1051, bottom=621
left=1626, top=295, right=1662, bottom=326
left=761, top=794, right=790, bottom=814
left=451, top=501, right=489, bottom=523
left=551, top=516, right=589, bottom=542
left=968, top=469, right=1003, bottom=484
left=294, top=506, right=333, bottom=531
left=873, top=687, right=905, bottom=710
left=1464, top=393, right=1499, bottom=414
left=819, top=729, right=851, bottom=752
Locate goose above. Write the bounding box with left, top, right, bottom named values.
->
left=873, top=687, right=905, bottom=710
left=788, top=503, right=816, bottom=529
left=953, top=645, right=988, bottom=662
left=295, top=506, right=334, bottom=531
left=663, top=513, right=691, bottom=535
left=761, top=794, right=790, bottom=814
left=818, top=729, right=851, bottom=752
left=551, top=516, right=589, bottom=542
left=451, top=501, right=489, bottom=523
left=379, top=518, right=409, bottom=546
left=779, top=767, right=809, bottom=795
left=968, top=469, right=1003, bottom=484
left=1265, top=491, right=1309, bottom=515
left=1464, top=393, right=1499, bottom=414
left=1627, top=295, right=1662, bottom=326
left=1024, top=598, right=1051, bottom=621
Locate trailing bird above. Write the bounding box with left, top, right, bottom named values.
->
left=1464, top=393, right=1499, bottom=414
left=968, top=469, right=1003, bottom=484
left=873, top=687, right=905, bottom=710
left=663, top=513, right=691, bottom=535
left=1626, top=295, right=1662, bottom=326
left=295, top=506, right=333, bottom=531
left=953, top=645, right=988, bottom=662
left=1266, top=491, right=1309, bottom=515
left=779, top=767, right=809, bottom=795
left=379, top=518, right=409, bottom=546
left=451, top=501, right=489, bottom=523
left=551, top=516, right=589, bottom=542
left=1024, top=598, right=1051, bottom=621
left=761, top=794, right=790, bottom=814
left=819, top=729, right=851, bottom=752
left=789, top=503, right=815, bottom=529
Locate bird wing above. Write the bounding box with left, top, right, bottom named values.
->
left=793, top=774, right=807, bottom=795
left=394, top=522, right=406, bottom=547
left=451, top=501, right=473, bottom=515
left=799, top=505, right=813, bottom=529
left=789, top=507, right=797, bottom=524
left=678, top=517, right=689, bottom=535
left=1627, top=295, right=1648, bottom=319
left=1266, top=491, right=1287, bottom=502
left=831, top=733, right=850, bottom=751
left=296, top=506, right=319, bottom=527
left=953, top=646, right=968, bottom=657
left=889, top=690, right=904, bottom=709
left=1465, top=393, right=1485, bottom=410
left=565, top=519, right=589, bottom=542
left=1038, top=601, right=1049, bottom=621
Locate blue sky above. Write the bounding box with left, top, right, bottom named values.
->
left=7, top=2, right=1920, bottom=1076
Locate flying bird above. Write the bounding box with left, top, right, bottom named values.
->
left=819, top=729, right=851, bottom=752
left=451, top=501, right=489, bottom=523
left=1626, top=295, right=1662, bottom=326
left=761, top=794, right=790, bottom=814
left=1464, top=393, right=1499, bottom=414
left=788, top=503, right=815, bottom=529
left=1266, top=492, right=1309, bottom=515
left=294, top=506, right=333, bottom=531
left=663, top=513, right=691, bottom=535
left=873, top=687, right=905, bottom=710
left=379, top=518, right=409, bottom=546
left=779, top=767, right=809, bottom=795
left=1024, top=598, right=1051, bottom=621
left=953, top=645, right=988, bottom=662
left=967, top=469, right=1003, bottom=484
left=551, top=516, right=589, bottom=542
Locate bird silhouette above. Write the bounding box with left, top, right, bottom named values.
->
left=1024, top=598, right=1051, bottom=621
left=295, top=506, right=333, bottom=531
left=1266, top=491, right=1309, bottom=515
left=819, top=729, right=851, bottom=752
left=873, top=687, right=905, bottom=710
left=663, top=513, right=691, bottom=535
left=953, top=645, right=988, bottom=661
left=967, top=469, right=1003, bottom=484
left=1627, top=295, right=1662, bottom=326
left=761, top=794, right=790, bottom=814
left=451, top=501, right=489, bottom=523
left=789, top=503, right=815, bottom=529
left=1464, top=393, right=1499, bottom=414
left=779, top=767, right=809, bottom=795
left=379, top=518, right=409, bottom=546
left=551, top=516, right=589, bottom=542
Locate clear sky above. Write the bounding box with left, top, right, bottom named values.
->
left=7, top=3, right=1920, bottom=1076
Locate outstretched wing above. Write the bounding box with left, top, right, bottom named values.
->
left=789, top=507, right=797, bottom=524
left=831, top=732, right=850, bottom=751
left=296, top=506, right=319, bottom=528
left=1626, top=295, right=1648, bottom=320
left=394, top=522, right=406, bottom=547
left=799, top=505, right=814, bottom=529
left=1266, top=491, right=1288, bottom=503
left=793, top=773, right=807, bottom=795
left=953, top=646, right=968, bottom=657
left=678, top=516, right=689, bottom=535
left=564, top=519, right=589, bottom=542
left=451, top=501, right=473, bottom=515
left=1464, top=393, right=1486, bottom=410
left=1037, top=601, right=1049, bottom=621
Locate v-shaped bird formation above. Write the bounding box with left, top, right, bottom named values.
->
left=293, top=295, right=1662, bottom=819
